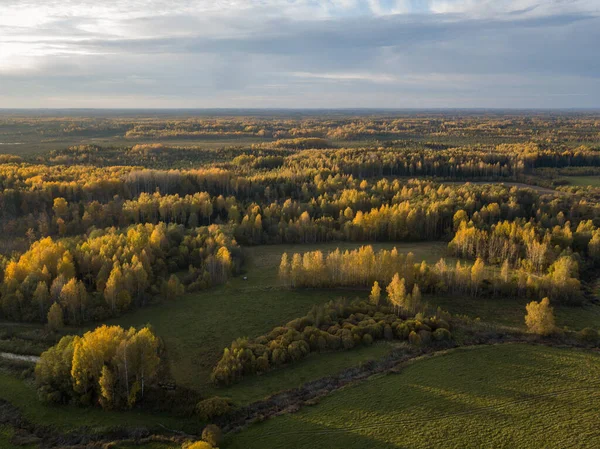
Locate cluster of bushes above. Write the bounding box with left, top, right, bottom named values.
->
left=211, top=299, right=451, bottom=386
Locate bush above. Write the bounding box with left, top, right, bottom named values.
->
left=196, top=397, right=231, bottom=421
left=433, top=328, right=452, bottom=341
left=578, top=328, right=599, bottom=343
left=418, top=330, right=432, bottom=344
left=211, top=299, right=448, bottom=385
left=383, top=324, right=394, bottom=341
left=408, top=331, right=421, bottom=346
left=202, top=424, right=223, bottom=447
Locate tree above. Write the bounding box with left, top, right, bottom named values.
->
left=47, top=303, right=64, bottom=331
left=525, top=297, right=555, bottom=335
left=501, top=259, right=510, bottom=283
left=386, top=273, right=406, bottom=315
left=37, top=324, right=161, bottom=409
left=279, top=253, right=290, bottom=286
left=470, top=257, right=485, bottom=296
left=411, top=283, right=422, bottom=313
left=164, top=274, right=185, bottom=299
left=104, top=263, right=124, bottom=313
left=52, top=197, right=69, bottom=219
left=369, top=281, right=381, bottom=306
left=33, top=281, right=51, bottom=322
left=59, top=278, right=88, bottom=324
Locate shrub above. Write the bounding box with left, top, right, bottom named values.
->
left=433, top=328, right=452, bottom=341
left=211, top=299, right=447, bottom=385
left=408, top=331, right=421, bottom=346
left=196, top=397, right=231, bottom=421
left=202, top=424, right=223, bottom=447
left=256, top=355, right=270, bottom=373
left=418, top=330, right=432, bottom=344
left=578, top=328, right=599, bottom=343
left=383, top=324, right=394, bottom=340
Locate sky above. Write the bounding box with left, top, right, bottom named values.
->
left=0, top=0, right=598, bottom=108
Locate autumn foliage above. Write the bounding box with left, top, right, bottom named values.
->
left=35, top=325, right=161, bottom=409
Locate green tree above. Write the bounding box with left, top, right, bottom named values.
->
left=47, top=303, right=64, bottom=332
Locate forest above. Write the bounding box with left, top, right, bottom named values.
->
left=1, top=112, right=600, bottom=449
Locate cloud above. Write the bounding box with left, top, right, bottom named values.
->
left=0, top=0, right=598, bottom=107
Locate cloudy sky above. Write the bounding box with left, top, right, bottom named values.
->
left=0, top=0, right=598, bottom=108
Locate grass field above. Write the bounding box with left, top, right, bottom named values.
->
left=226, top=343, right=600, bottom=449
left=110, top=242, right=446, bottom=394
left=206, top=342, right=394, bottom=405
left=0, top=372, right=198, bottom=435
left=428, top=294, right=600, bottom=330
left=563, top=176, right=600, bottom=187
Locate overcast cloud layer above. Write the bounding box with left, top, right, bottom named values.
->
left=0, top=0, right=599, bottom=108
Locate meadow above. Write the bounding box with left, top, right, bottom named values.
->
left=109, top=241, right=446, bottom=394
left=225, top=344, right=600, bottom=449
left=563, top=176, right=600, bottom=187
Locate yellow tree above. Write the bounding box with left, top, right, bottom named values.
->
left=104, top=263, right=124, bottom=313
left=386, top=273, right=406, bottom=315
left=369, top=281, right=381, bottom=306
left=52, top=197, right=69, bottom=219
left=470, top=257, right=485, bottom=297
left=525, top=297, right=555, bottom=335
left=122, top=327, right=160, bottom=401
left=278, top=253, right=290, bottom=286
left=290, top=253, right=302, bottom=288
left=71, top=325, right=126, bottom=400
left=59, top=278, right=87, bottom=324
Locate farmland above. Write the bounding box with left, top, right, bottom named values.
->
left=226, top=344, right=600, bottom=449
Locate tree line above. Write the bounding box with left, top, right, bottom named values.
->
left=0, top=223, right=239, bottom=324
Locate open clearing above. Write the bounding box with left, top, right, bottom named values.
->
left=0, top=372, right=198, bottom=435
left=226, top=343, right=600, bottom=449
left=109, top=241, right=446, bottom=394
left=563, top=176, right=600, bottom=187
left=428, top=294, right=600, bottom=330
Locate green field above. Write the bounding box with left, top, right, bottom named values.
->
left=563, top=176, right=600, bottom=187
left=0, top=372, right=198, bottom=435
left=226, top=344, right=600, bottom=449
left=428, top=294, right=600, bottom=330
left=109, top=242, right=446, bottom=394
left=207, top=342, right=394, bottom=405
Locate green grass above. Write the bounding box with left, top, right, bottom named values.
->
left=226, top=344, right=600, bottom=449
left=0, top=424, right=37, bottom=449
left=110, top=242, right=445, bottom=393
left=206, top=343, right=394, bottom=405
left=563, top=176, right=600, bottom=187
left=114, top=443, right=179, bottom=449
left=427, top=294, right=600, bottom=330
left=0, top=372, right=198, bottom=435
